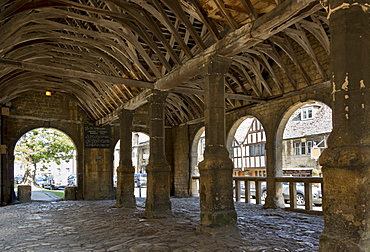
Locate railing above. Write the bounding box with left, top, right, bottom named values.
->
left=191, top=175, right=323, bottom=215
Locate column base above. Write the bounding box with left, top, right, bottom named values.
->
left=200, top=210, right=237, bottom=227
left=145, top=207, right=172, bottom=219
left=320, top=233, right=370, bottom=252
left=198, top=146, right=237, bottom=227
left=196, top=222, right=240, bottom=237
left=114, top=198, right=136, bottom=208
left=262, top=194, right=285, bottom=209
left=115, top=165, right=136, bottom=208
left=145, top=162, right=171, bottom=218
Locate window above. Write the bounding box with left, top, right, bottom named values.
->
left=249, top=145, right=255, bottom=156
left=248, top=144, right=265, bottom=156
left=294, top=142, right=300, bottom=155
left=232, top=140, right=243, bottom=169
left=294, top=141, right=313, bottom=155
left=301, top=106, right=314, bottom=120
left=301, top=142, right=306, bottom=155
left=307, top=141, right=313, bottom=154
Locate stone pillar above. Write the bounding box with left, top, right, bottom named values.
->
left=64, top=186, right=77, bottom=200
left=145, top=90, right=171, bottom=218
left=263, top=129, right=284, bottom=209
left=173, top=125, right=190, bottom=198
left=319, top=1, right=370, bottom=251
left=115, top=109, right=136, bottom=208
left=198, top=55, right=237, bottom=228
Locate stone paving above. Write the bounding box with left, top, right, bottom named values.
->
left=0, top=197, right=323, bottom=251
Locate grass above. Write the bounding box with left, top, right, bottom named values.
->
left=14, top=184, right=65, bottom=198
left=46, top=190, right=64, bottom=198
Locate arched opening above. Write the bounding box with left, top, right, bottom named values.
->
left=14, top=128, right=76, bottom=201
left=226, top=116, right=267, bottom=203
left=227, top=116, right=266, bottom=177
left=278, top=101, right=332, bottom=209
left=113, top=132, right=150, bottom=197
left=190, top=127, right=205, bottom=196
left=282, top=102, right=332, bottom=177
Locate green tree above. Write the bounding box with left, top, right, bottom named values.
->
left=15, top=128, right=75, bottom=185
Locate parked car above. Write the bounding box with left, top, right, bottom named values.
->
left=236, top=181, right=322, bottom=206
left=134, top=173, right=147, bottom=187
left=43, top=175, right=56, bottom=190
left=44, top=175, right=68, bottom=190
left=280, top=182, right=322, bottom=206
left=67, top=174, right=77, bottom=186
left=14, top=175, right=23, bottom=184
left=36, top=176, right=46, bottom=187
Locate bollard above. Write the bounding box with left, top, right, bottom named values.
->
left=17, top=185, right=31, bottom=203
left=64, top=186, right=77, bottom=200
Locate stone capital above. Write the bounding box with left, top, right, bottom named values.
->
left=147, top=89, right=168, bottom=104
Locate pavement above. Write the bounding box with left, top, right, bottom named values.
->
left=0, top=197, right=323, bottom=251
left=31, top=186, right=63, bottom=202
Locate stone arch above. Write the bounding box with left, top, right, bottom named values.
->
left=12, top=127, right=78, bottom=193
left=275, top=99, right=332, bottom=176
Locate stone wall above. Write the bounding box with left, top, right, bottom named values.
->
left=83, top=148, right=114, bottom=200
left=0, top=91, right=117, bottom=204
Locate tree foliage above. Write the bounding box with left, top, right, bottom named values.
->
left=15, top=128, right=75, bottom=184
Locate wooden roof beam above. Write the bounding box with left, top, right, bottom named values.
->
left=154, top=0, right=321, bottom=90
left=240, top=0, right=258, bottom=20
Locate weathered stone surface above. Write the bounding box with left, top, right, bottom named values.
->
left=145, top=90, right=172, bottom=218
left=319, top=1, right=370, bottom=250
left=17, top=185, right=31, bottom=203
left=198, top=55, right=237, bottom=228
left=64, top=186, right=77, bottom=200
left=115, top=109, right=136, bottom=208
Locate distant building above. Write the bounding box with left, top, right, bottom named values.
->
left=231, top=102, right=332, bottom=177
left=232, top=118, right=266, bottom=176
left=14, top=153, right=76, bottom=183
left=132, top=133, right=150, bottom=174
left=114, top=133, right=150, bottom=175
left=282, top=103, right=332, bottom=176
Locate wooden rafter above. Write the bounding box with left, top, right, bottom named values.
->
left=0, top=58, right=153, bottom=88
left=0, top=0, right=327, bottom=127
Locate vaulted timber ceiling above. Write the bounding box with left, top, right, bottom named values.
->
left=0, top=0, right=330, bottom=126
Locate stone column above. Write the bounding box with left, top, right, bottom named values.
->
left=145, top=90, right=171, bottom=218
left=198, top=55, right=237, bottom=228
left=115, top=109, right=136, bottom=208
left=263, top=128, right=285, bottom=209
left=319, top=1, right=370, bottom=251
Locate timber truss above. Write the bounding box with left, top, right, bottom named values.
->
left=0, top=0, right=330, bottom=126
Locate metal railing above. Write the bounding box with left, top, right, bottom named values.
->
left=192, top=175, right=323, bottom=214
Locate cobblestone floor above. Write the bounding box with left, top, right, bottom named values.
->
left=0, top=197, right=323, bottom=252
